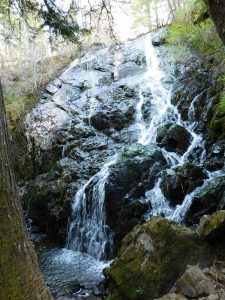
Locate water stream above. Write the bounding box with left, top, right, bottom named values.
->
left=37, top=33, right=222, bottom=298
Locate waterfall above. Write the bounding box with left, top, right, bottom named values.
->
left=137, top=35, right=178, bottom=145
left=66, top=155, right=118, bottom=261
left=136, top=34, right=212, bottom=221
left=66, top=33, right=212, bottom=263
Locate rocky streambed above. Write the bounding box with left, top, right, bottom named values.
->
left=21, top=30, right=225, bottom=299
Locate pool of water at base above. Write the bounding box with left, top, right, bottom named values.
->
left=36, top=240, right=108, bottom=299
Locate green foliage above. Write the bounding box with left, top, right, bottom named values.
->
left=131, top=0, right=151, bottom=29
left=209, top=92, right=225, bottom=140
left=136, top=287, right=145, bottom=295
left=1, top=37, right=78, bottom=131
left=106, top=293, right=121, bottom=300
left=0, top=0, right=89, bottom=42
left=165, top=0, right=225, bottom=57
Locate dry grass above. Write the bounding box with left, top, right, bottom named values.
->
left=0, top=38, right=78, bottom=131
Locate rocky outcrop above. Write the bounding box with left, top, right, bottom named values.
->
left=105, top=143, right=167, bottom=250
left=22, top=29, right=225, bottom=264
left=176, top=266, right=216, bottom=298
left=160, top=163, right=207, bottom=205
left=205, top=140, right=225, bottom=171
left=105, top=218, right=213, bottom=300
left=198, top=210, right=225, bottom=243
left=157, top=263, right=225, bottom=300
left=156, top=124, right=192, bottom=155
left=186, top=176, right=225, bottom=224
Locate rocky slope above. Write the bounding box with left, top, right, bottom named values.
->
left=20, top=29, right=225, bottom=297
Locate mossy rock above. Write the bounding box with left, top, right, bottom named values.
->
left=176, top=265, right=216, bottom=298
left=105, top=218, right=213, bottom=300
left=198, top=210, right=225, bottom=243
left=209, top=97, right=225, bottom=141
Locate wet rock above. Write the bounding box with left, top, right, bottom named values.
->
left=171, top=62, right=212, bottom=121
left=23, top=172, right=69, bottom=244
left=156, top=124, right=192, bottom=155
left=105, top=143, right=167, bottom=250
left=198, top=210, right=225, bottom=243
left=90, top=109, right=129, bottom=132
left=152, top=28, right=166, bottom=46
left=209, top=100, right=225, bottom=141
left=186, top=176, right=225, bottom=224
left=176, top=266, right=216, bottom=298
left=116, top=61, right=145, bottom=80
left=105, top=218, right=213, bottom=300
left=160, top=163, right=207, bottom=205
left=205, top=140, right=225, bottom=171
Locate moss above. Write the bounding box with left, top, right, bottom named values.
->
left=209, top=96, right=225, bottom=140
left=198, top=210, right=225, bottom=239
left=106, top=218, right=213, bottom=300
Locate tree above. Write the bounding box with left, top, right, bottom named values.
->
left=204, top=0, right=225, bottom=44
left=0, top=80, right=52, bottom=300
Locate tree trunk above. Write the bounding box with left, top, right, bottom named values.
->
left=205, top=0, right=225, bottom=44
left=0, top=81, right=52, bottom=300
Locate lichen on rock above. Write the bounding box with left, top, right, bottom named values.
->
left=105, top=217, right=213, bottom=300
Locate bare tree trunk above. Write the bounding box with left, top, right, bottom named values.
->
left=167, top=0, right=175, bottom=18
left=0, top=81, right=52, bottom=300
left=153, top=0, right=159, bottom=27
left=205, top=0, right=225, bottom=44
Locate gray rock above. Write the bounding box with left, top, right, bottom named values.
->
left=157, top=124, right=192, bottom=155
left=186, top=176, right=225, bottom=224
left=177, top=266, right=216, bottom=298
left=160, top=163, right=207, bottom=205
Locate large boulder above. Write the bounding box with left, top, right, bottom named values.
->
left=105, top=144, right=167, bottom=250
left=158, top=263, right=225, bottom=300
left=105, top=218, right=213, bottom=300
left=198, top=210, right=225, bottom=243
left=160, top=163, right=207, bottom=205
left=186, top=176, right=225, bottom=224
left=156, top=124, right=192, bottom=155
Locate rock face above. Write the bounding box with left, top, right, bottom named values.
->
left=22, top=28, right=225, bottom=258
left=105, top=218, right=212, bottom=300
left=156, top=124, right=192, bottom=155
left=176, top=266, right=216, bottom=299
left=105, top=143, right=167, bottom=250
left=186, top=176, right=225, bottom=224
left=198, top=210, right=225, bottom=243
left=160, top=164, right=207, bottom=205
left=158, top=263, right=225, bottom=300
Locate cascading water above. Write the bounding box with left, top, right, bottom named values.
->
left=66, top=155, right=118, bottom=261
left=137, top=37, right=177, bottom=145
left=66, top=33, right=211, bottom=263
left=34, top=32, right=224, bottom=297
left=137, top=34, right=222, bottom=222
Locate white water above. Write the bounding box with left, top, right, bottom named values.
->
left=136, top=34, right=211, bottom=221
left=65, top=33, right=211, bottom=268
left=137, top=36, right=178, bottom=145
left=66, top=154, right=118, bottom=261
